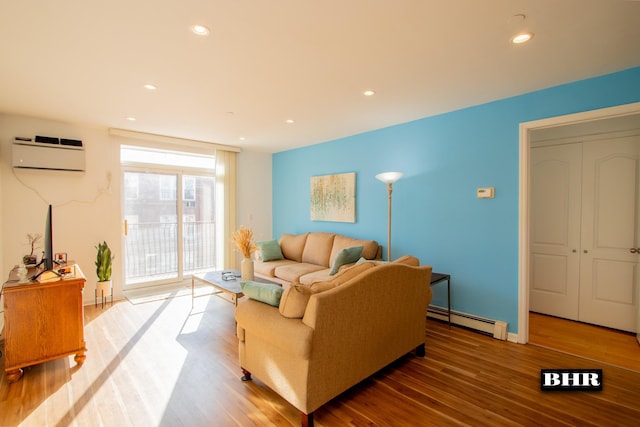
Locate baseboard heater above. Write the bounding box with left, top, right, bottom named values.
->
left=428, top=305, right=508, bottom=340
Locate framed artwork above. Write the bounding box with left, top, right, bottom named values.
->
left=310, top=172, right=356, bottom=223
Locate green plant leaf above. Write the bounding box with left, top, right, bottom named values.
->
left=95, top=241, right=114, bottom=281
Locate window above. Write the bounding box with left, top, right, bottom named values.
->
left=121, top=145, right=216, bottom=287
left=124, top=174, right=139, bottom=200
left=159, top=175, right=177, bottom=201
left=183, top=176, right=196, bottom=201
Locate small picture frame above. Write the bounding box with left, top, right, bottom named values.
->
left=55, top=252, right=68, bottom=265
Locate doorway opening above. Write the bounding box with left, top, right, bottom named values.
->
left=518, top=102, right=640, bottom=359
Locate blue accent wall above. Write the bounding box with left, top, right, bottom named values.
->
left=272, top=67, right=640, bottom=333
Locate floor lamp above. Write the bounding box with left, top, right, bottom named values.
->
left=375, top=172, right=403, bottom=262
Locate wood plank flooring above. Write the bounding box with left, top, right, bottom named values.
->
left=529, top=312, right=640, bottom=373
left=1, top=294, right=639, bottom=426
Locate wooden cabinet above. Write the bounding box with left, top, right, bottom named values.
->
left=2, top=265, right=86, bottom=382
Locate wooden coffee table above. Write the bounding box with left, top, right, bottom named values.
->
left=191, top=270, right=279, bottom=308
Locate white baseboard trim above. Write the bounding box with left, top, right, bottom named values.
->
left=507, top=332, right=519, bottom=343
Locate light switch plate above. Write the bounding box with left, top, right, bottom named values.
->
left=477, top=187, right=495, bottom=198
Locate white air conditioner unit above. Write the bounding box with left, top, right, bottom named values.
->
left=12, top=136, right=85, bottom=172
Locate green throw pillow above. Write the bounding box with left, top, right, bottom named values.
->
left=257, top=239, right=285, bottom=262
left=329, top=246, right=364, bottom=275
left=240, top=281, right=284, bottom=306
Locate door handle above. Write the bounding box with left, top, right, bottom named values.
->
left=631, top=248, right=639, bottom=254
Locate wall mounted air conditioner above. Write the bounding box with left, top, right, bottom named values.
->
left=12, top=136, right=85, bottom=172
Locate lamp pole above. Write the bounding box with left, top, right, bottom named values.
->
left=376, top=172, right=403, bottom=262
left=385, top=182, right=393, bottom=262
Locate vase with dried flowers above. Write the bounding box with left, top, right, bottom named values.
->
left=23, top=233, right=42, bottom=265
left=232, top=226, right=258, bottom=281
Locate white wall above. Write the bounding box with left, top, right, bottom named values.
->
left=0, top=114, right=123, bottom=311
left=237, top=150, right=272, bottom=243
left=0, top=114, right=272, bottom=318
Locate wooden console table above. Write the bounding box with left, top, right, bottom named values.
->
left=430, top=273, right=451, bottom=328
left=2, top=264, right=87, bottom=382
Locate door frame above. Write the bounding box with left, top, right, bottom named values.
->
left=517, top=101, right=640, bottom=344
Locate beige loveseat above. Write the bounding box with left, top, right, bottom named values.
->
left=236, top=257, right=432, bottom=426
left=254, top=232, right=382, bottom=286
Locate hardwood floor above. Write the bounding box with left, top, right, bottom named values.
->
left=529, top=312, right=640, bottom=373
left=1, top=294, right=639, bottom=426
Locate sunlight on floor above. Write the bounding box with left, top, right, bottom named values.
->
left=182, top=301, right=209, bottom=334
left=62, top=297, right=190, bottom=426
left=3, top=292, right=241, bottom=426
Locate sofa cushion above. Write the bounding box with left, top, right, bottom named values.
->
left=279, top=233, right=309, bottom=262
left=240, top=281, right=284, bottom=306
left=256, top=239, right=285, bottom=262
left=255, top=259, right=297, bottom=277
left=329, top=246, right=364, bottom=275
left=301, top=232, right=336, bottom=267
left=298, top=268, right=331, bottom=285
left=279, top=283, right=316, bottom=318
left=275, top=262, right=327, bottom=283
left=309, top=262, right=376, bottom=293
left=392, top=255, right=420, bottom=266
left=330, top=234, right=379, bottom=262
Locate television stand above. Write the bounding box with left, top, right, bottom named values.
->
left=29, top=258, right=62, bottom=281
left=2, top=264, right=87, bottom=382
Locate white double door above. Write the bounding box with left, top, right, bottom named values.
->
left=530, top=132, right=639, bottom=332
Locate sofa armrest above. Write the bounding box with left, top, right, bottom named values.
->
left=235, top=299, right=314, bottom=359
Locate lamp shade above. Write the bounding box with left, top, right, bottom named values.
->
left=375, top=172, right=403, bottom=184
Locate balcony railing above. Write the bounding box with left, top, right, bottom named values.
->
left=125, top=221, right=216, bottom=283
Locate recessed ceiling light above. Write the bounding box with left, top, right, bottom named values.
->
left=512, top=32, right=534, bottom=44
left=285, top=119, right=294, bottom=124
left=191, top=24, right=210, bottom=36
left=126, top=117, right=136, bottom=121
left=144, top=84, right=157, bottom=90
left=363, top=90, right=376, bottom=96
left=239, top=137, right=246, bottom=141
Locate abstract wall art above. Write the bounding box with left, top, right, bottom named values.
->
left=310, top=172, right=356, bottom=223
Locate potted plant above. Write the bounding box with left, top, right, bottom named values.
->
left=95, top=241, right=114, bottom=299
left=23, top=233, right=42, bottom=265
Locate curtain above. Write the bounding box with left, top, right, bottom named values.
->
left=215, top=149, right=238, bottom=270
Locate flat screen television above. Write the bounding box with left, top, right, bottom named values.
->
left=31, top=204, right=56, bottom=280
left=44, top=204, right=53, bottom=271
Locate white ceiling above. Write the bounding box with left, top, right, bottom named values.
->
left=1, top=1, right=639, bottom=153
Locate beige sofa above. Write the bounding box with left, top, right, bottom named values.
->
left=236, top=257, right=433, bottom=426
left=254, top=232, right=382, bottom=286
